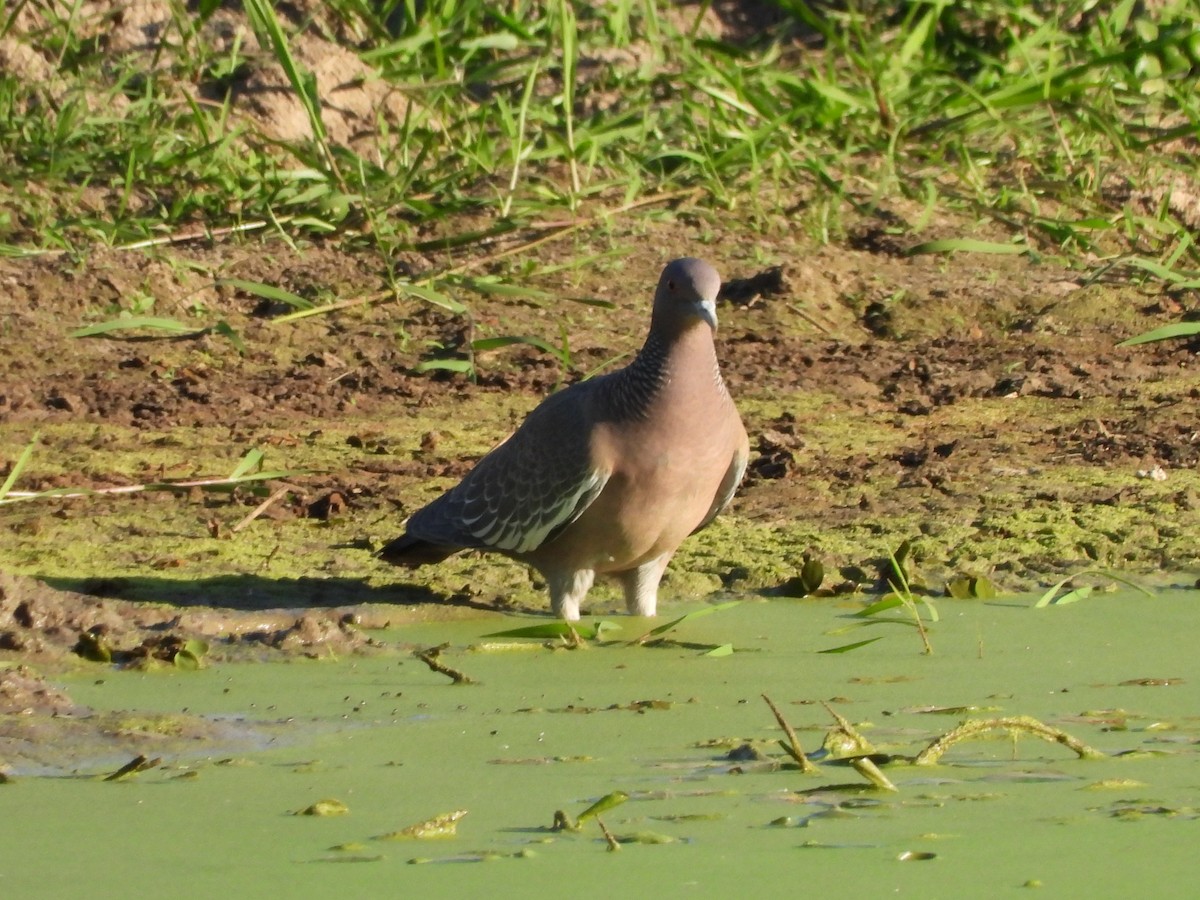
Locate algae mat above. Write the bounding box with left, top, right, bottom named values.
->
left=3, top=591, right=1198, bottom=897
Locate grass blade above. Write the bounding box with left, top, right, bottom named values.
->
left=1123, top=257, right=1200, bottom=285
left=472, top=335, right=570, bottom=366
left=908, top=239, right=1029, bottom=256
left=228, top=448, right=266, bottom=481
left=243, top=0, right=342, bottom=186
left=0, top=470, right=302, bottom=506
left=71, top=317, right=195, bottom=337
left=219, top=278, right=315, bottom=310
left=1119, top=323, right=1200, bottom=346
left=456, top=278, right=556, bottom=300
left=0, top=432, right=38, bottom=501
left=404, top=284, right=467, bottom=314
left=214, top=320, right=246, bottom=355
left=414, top=358, right=474, bottom=375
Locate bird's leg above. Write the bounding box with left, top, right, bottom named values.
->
left=546, top=569, right=595, bottom=621
left=618, top=554, right=671, bottom=617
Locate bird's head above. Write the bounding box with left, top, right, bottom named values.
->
left=653, top=257, right=721, bottom=334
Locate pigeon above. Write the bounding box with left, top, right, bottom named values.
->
left=380, top=257, right=749, bottom=620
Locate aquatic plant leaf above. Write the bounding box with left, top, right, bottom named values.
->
left=704, top=643, right=735, bottom=657
left=296, top=798, right=350, bottom=816
left=1035, top=575, right=1076, bottom=607
left=483, top=620, right=619, bottom=640
left=946, top=577, right=973, bottom=599
left=183, top=639, right=210, bottom=658
left=75, top=632, right=113, bottom=663
left=1085, top=779, right=1147, bottom=791
left=376, top=809, right=468, bottom=840
left=850, top=756, right=898, bottom=792
left=483, top=622, right=577, bottom=639
left=104, top=754, right=160, bottom=781
left=1052, top=585, right=1094, bottom=605
left=1034, top=569, right=1153, bottom=607
left=633, top=601, right=740, bottom=643
left=826, top=618, right=918, bottom=636
left=856, top=595, right=904, bottom=617
left=800, top=557, right=825, bottom=594
left=311, top=854, right=383, bottom=863
left=818, top=636, right=886, bottom=654
left=578, top=791, right=628, bottom=822
left=971, top=577, right=997, bottom=599
left=615, top=831, right=675, bottom=844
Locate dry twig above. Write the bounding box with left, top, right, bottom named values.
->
left=596, top=817, right=621, bottom=852
left=762, top=693, right=819, bottom=774
left=414, top=643, right=476, bottom=685
left=231, top=483, right=293, bottom=533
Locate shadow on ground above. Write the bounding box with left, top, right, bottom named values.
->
left=37, top=573, right=515, bottom=616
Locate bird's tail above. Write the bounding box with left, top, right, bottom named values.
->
left=377, top=534, right=460, bottom=567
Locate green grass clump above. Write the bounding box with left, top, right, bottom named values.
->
left=0, top=0, right=1196, bottom=286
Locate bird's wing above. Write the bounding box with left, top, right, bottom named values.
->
left=690, top=432, right=750, bottom=536
left=405, top=386, right=609, bottom=554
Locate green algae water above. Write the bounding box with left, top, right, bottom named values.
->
left=4, top=589, right=1200, bottom=898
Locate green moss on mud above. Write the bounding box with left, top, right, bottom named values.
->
left=3, top=354, right=1198, bottom=619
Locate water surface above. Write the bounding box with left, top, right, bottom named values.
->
left=4, top=590, right=1197, bottom=897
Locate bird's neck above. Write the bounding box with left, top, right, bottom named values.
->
left=606, top=326, right=725, bottom=420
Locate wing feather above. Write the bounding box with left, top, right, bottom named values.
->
left=405, top=386, right=608, bottom=554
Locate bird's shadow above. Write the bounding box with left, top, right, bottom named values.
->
left=37, top=572, right=528, bottom=616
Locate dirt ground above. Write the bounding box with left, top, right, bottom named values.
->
left=2, top=200, right=1199, bottom=681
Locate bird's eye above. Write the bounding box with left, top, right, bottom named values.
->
left=667, top=279, right=676, bottom=291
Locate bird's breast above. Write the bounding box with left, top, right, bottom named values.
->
left=548, top=405, right=739, bottom=571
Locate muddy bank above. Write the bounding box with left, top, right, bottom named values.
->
left=2, top=218, right=1199, bottom=668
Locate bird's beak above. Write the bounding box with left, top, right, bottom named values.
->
left=696, top=298, right=718, bottom=331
